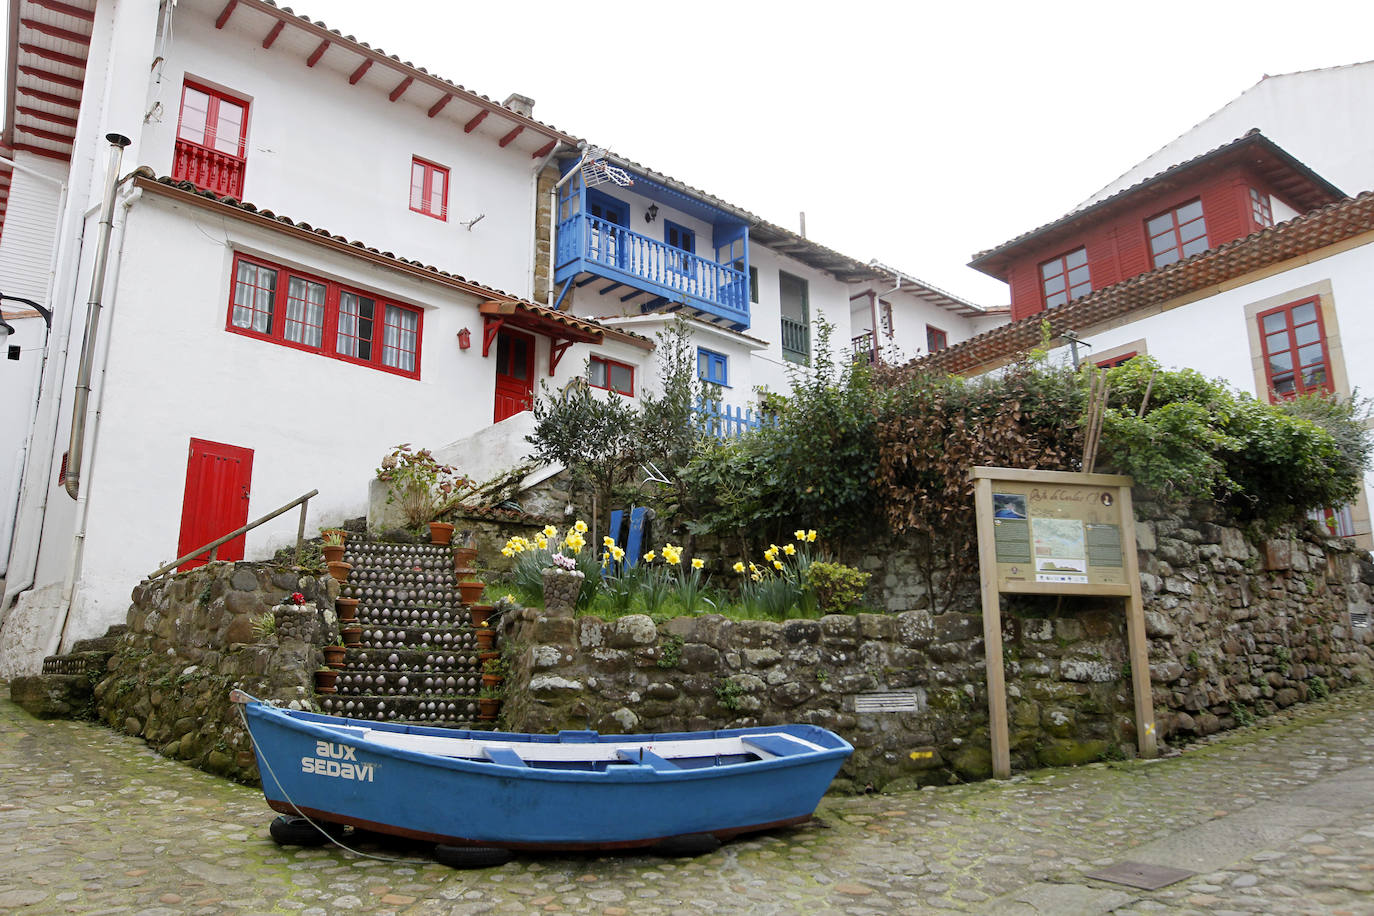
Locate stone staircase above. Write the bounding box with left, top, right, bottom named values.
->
left=324, top=537, right=492, bottom=727
left=11, top=624, right=129, bottom=719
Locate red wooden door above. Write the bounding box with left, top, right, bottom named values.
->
left=493, top=329, right=535, bottom=422
left=176, top=438, right=254, bottom=571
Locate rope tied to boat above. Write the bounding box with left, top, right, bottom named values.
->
left=235, top=697, right=434, bottom=865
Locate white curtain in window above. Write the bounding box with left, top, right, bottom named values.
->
left=285, top=276, right=325, bottom=348
left=383, top=304, right=418, bottom=372
left=231, top=260, right=274, bottom=333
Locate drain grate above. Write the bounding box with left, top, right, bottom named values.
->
left=1084, top=861, right=1195, bottom=890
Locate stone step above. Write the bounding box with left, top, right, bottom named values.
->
left=318, top=693, right=481, bottom=726
left=40, top=650, right=112, bottom=677
left=345, top=647, right=485, bottom=673
left=335, top=670, right=482, bottom=696
left=354, top=625, right=486, bottom=652
left=70, top=636, right=120, bottom=654
left=351, top=606, right=475, bottom=628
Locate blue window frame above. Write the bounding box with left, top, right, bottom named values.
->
left=697, top=347, right=728, bottom=386
left=665, top=220, right=695, bottom=273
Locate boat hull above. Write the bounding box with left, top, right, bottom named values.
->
left=243, top=703, right=853, bottom=851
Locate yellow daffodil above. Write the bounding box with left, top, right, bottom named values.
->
left=783, top=544, right=796, bottom=556
left=611, top=546, right=625, bottom=561
left=574, top=519, right=588, bottom=533
left=662, top=543, right=682, bottom=565
left=794, top=529, right=807, bottom=541
left=501, top=547, right=514, bottom=558
left=773, top=560, right=784, bottom=570
left=603, top=535, right=615, bottom=547
left=643, top=550, right=656, bottom=562
left=751, top=572, right=762, bottom=582
left=807, top=529, right=818, bottom=542
left=692, top=558, right=704, bottom=570
left=535, top=536, right=548, bottom=550
left=565, top=532, right=586, bottom=553
left=763, top=546, right=778, bottom=562
left=543, top=525, right=558, bottom=538
left=732, top=561, right=746, bottom=574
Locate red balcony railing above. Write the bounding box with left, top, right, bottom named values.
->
left=172, top=139, right=246, bottom=199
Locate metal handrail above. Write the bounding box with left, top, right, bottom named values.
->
left=147, top=489, right=319, bottom=579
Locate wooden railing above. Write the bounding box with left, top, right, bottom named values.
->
left=781, top=315, right=809, bottom=361
left=693, top=399, right=768, bottom=439
left=171, top=139, right=246, bottom=198
left=147, top=489, right=319, bottom=580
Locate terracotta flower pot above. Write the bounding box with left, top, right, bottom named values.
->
left=429, top=522, right=455, bottom=546
left=314, top=669, right=338, bottom=693
left=326, top=560, right=352, bottom=583
left=478, top=697, right=501, bottom=721
left=335, top=597, right=359, bottom=622
left=322, top=645, right=347, bottom=669
left=453, top=546, right=478, bottom=570
left=478, top=651, right=500, bottom=664
left=475, top=627, right=495, bottom=651
left=482, top=673, right=503, bottom=688
left=341, top=625, right=363, bottom=648
left=469, top=604, right=493, bottom=627
left=321, top=544, right=345, bottom=564
left=458, top=579, right=486, bottom=604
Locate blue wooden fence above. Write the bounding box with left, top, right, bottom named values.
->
left=693, top=399, right=768, bottom=439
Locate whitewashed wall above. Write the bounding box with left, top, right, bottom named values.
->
left=747, top=245, right=852, bottom=395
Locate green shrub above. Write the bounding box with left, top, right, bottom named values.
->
left=805, top=560, right=871, bottom=613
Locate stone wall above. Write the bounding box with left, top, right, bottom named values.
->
left=93, top=561, right=338, bottom=783
left=500, top=507, right=1374, bottom=790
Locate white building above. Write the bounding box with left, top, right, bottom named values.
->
left=0, top=0, right=999, bottom=673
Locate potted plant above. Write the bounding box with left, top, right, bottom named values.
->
left=314, top=667, right=339, bottom=693
left=477, top=685, right=503, bottom=721
left=468, top=603, right=493, bottom=627
left=326, top=559, right=352, bottom=583
left=374, top=444, right=471, bottom=540
left=453, top=540, right=478, bottom=572
left=481, top=655, right=506, bottom=688
left=321, top=530, right=346, bottom=564
left=458, top=578, right=486, bottom=605
left=474, top=625, right=495, bottom=651
left=340, top=623, right=363, bottom=648
left=322, top=642, right=347, bottom=669
left=335, top=596, right=359, bottom=622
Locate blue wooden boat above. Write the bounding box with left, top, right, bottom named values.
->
left=232, top=691, right=852, bottom=852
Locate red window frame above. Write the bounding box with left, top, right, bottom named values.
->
left=176, top=80, right=249, bottom=158
left=410, top=156, right=449, bottom=221
left=926, top=325, right=948, bottom=353
left=1146, top=199, right=1208, bottom=267
left=1249, top=187, right=1273, bottom=229
left=1096, top=351, right=1138, bottom=369
left=225, top=252, right=422, bottom=379
left=589, top=355, right=635, bottom=396
left=1257, top=296, right=1331, bottom=400
left=1039, top=247, right=1091, bottom=308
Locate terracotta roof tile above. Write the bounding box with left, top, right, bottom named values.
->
left=918, top=191, right=1374, bottom=376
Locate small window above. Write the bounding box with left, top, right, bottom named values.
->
left=1096, top=351, right=1137, bottom=369
left=172, top=80, right=250, bottom=197
left=589, top=355, right=634, bottom=396
left=749, top=266, right=759, bottom=303
left=1257, top=296, right=1331, bottom=399
left=410, top=157, right=449, bottom=220
left=926, top=325, right=948, bottom=353
left=1146, top=199, right=1208, bottom=267
left=665, top=221, right=695, bottom=273
left=1250, top=188, right=1273, bottom=229
left=1040, top=247, right=1092, bottom=308
left=227, top=253, right=421, bottom=378
left=697, top=348, right=728, bottom=386
left=880, top=300, right=894, bottom=336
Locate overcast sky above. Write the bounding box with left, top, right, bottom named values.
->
left=302, top=2, right=1373, bottom=303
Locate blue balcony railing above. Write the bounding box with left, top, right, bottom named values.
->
left=781, top=315, right=809, bottom=363
left=556, top=214, right=749, bottom=327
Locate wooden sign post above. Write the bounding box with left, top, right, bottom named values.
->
left=970, top=466, right=1157, bottom=778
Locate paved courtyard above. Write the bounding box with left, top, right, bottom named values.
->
left=2, top=683, right=1373, bottom=915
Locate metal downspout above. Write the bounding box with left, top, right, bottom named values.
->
left=62, top=134, right=130, bottom=501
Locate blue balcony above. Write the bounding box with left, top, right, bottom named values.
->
left=556, top=214, right=750, bottom=328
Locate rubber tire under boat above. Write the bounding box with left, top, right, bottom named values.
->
left=268, top=815, right=344, bottom=847
left=653, top=833, right=722, bottom=857
left=433, top=844, right=514, bottom=869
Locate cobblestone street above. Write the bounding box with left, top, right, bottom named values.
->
left=2, top=684, right=1372, bottom=915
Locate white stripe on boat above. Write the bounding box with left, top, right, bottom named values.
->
left=346, top=729, right=825, bottom=763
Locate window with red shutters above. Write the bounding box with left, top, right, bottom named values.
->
left=1146, top=199, right=1208, bottom=267
left=226, top=253, right=422, bottom=378
left=410, top=157, right=449, bottom=220
left=1040, top=247, right=1091, bottom=308
left=173, top=81, right=249, bottom=198
left=588, top=355, right=634, bottom=396
left=1257, top=297, right=1330, bottom=400
left=926, top=325, right=948, bottom=353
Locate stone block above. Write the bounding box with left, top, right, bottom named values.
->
left=742, top=647, right=782, bottom=668
left=781, top=620, right=821, bottom=645
left=1134, top=521, right=1156, bottom=551
left=733, top=619, right=779, bottom=648
left=607, top=615, right=658, bottom=648
left=896, top=610, right=935, bottom=647
left=771, top=681, right=815, bottom=708
left=1059, top=658, right=1118, bottom=682
left=1264, top=539, right=1293, bottom=571
left=1037, top=737, right=1108, bottom=766
left=820, top=615, right=860, bottom=645
left=1143, top=610, right=1177, bottom=638
left=858, top=614, right=897, bottom=641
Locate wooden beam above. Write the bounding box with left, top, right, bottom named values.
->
left=214, top=0, right=238, bottom=29
left=306, top=40, right=329, bottom=68
left=28, top=0, right=94, bottom=21
left=20, top=43, right=87, bottom=69
left=17, top=123, right=74, bottom=144
left=531, top=139, right=556, bottom=159
left=388, top=76, right=413, bottom=102
left=262, top=20, right=285, bottom=49
left=17, top=85, right=79, bottom=108
left=462, top=110, right=487, bottom=133
left=427, top=94, right=452, bottom=118
left=20, top=18, right=90, bottom=44
left=11, top=142, right=71, bottom=161
left=498, top=125, right=524, bottom=147
left=17, top=106, right=78, bottom=128
left=18, top=65, right=84, bottom=90
left=348, top=59, right=372, bottom=85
